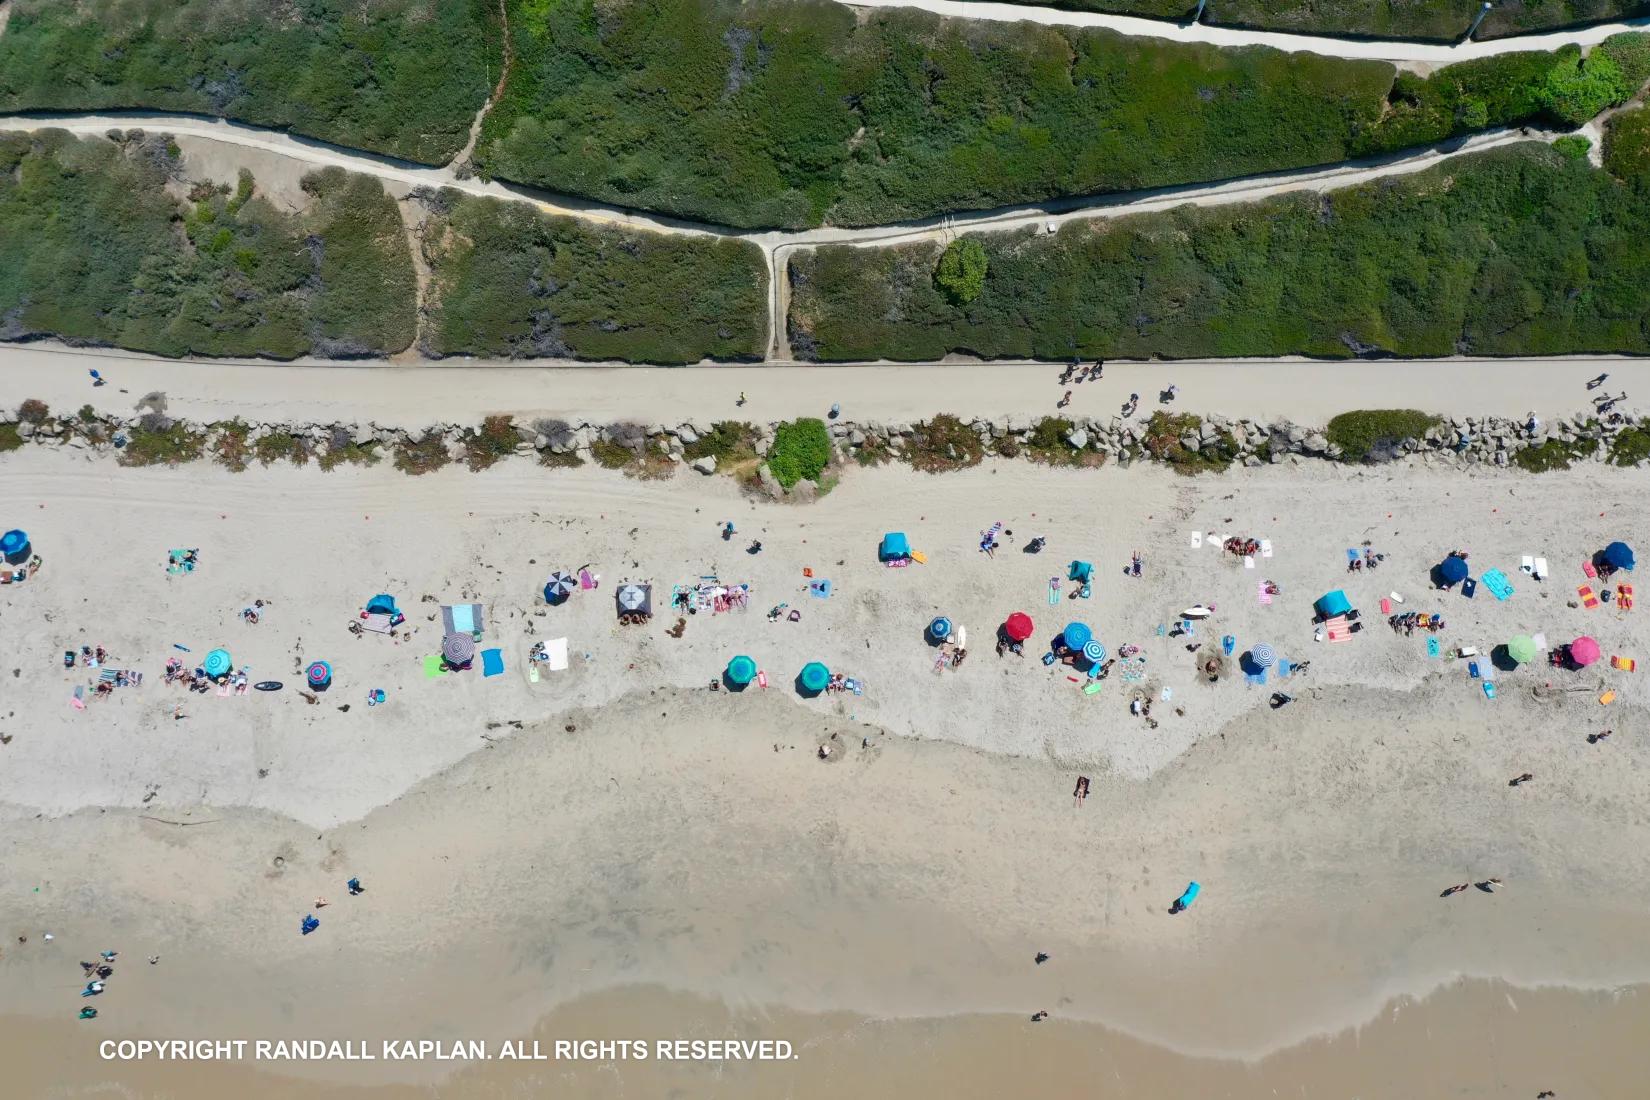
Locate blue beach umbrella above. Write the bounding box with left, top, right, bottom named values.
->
left=928, top=616, right=952, bottom=641
left=1062, top=622, right=1092, bottom=650
left=203, top=648, right=232, bottom=678
left=1603, top=541, right=1636, bottom=572
left=1438, top=556, right=1469, bottom=585
left=726, top=655, right=757, bottom=686
left=0, top=529, right=29, bottom=564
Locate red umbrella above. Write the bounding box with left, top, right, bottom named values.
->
left=1570, top=635, right=1601, bottom=666
left=1004, top=612, right=1034, bottom=642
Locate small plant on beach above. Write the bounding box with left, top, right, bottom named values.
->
left=683, top=421, right=758, bottom=465
left=17, top=399, right=49, bottom=424
left=904, top=414, right=983, bottom=474
left=591, top=439, right=636, bottom=469
left=1142, top=412, right=1233, bottom=472
left=255, top=432, right=311, bottom=468
left=77, top=404, right=97, bottom=422
left=1513, top=437, right=1590, bottom=472
left=119, top=421, right=206, bottom=467
left=1025, top=417, right=1104, bottom=467
left=538, top=449, right=584, bottom=469
left=1325, top=410, right=1440, bottom=463
left=768, top=418, right=833, bottom=487
left=1608, top=425, right=1650, bottom=466
left=393, top=435, right=449, bottom=475
left=0, top=423, right=22, bottom=453
left=853, top=437, right=895, bottom=466
left=465, top=415, right=519, bottom=471
left=211, top=421, right=252, bottom=472
left=319, top=439, right=382, bottom=471
left=934, top=238, right=988, bottom=305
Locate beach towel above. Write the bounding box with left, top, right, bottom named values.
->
left=1483, top=681, right=1497, bottom=700
left=1612, top=656, right=1637, bottom=672
left=1222, top=635, right=1235, bottom=656
left=1048, top=579, right=1061, bottom=606
left=1532, top=633, right=1547, bottom=651
left=1578, top=585, right=1600, bottom=610
left=1583, top=560, right=1597, bottom=578
left=1261, top=540, right=1273, bottom=559
left=1521, top=555, right=1535, bottom=575
left=1427, top=637, right=1441, bottom=659
left=166, top=549, right=196, bottom=575
left=528, top=664, right=540, bottom=683
left=1534, top=558, right=1549, bottom=580
left=362, top=613, right=394, bottom=634
left=1389, top=591, right=1405, bottom=604
left=808, top=580, right=832, bottom=599
left=756, top=670, right=768, bottom=689
left=1345, top=548, right=1359, bottom=562
left=1083, top=680, right=1103, bottom=695
left=1257, top=581, right=1272, bottom=605
left=1323, top=615, right=1356, bottom=643
left=1600, top=690, right=1617, bottom=705
left=217, top=683, right=231, bottom=697
left=481, top=648, right=504, bottom=677
left=1245, top=670, right=1268, bottom=686
left=422, top=655, right=447, bottom=678
left=885, top=559, right=909, bottom=569
left=1379, top=598, right=1392, bottom=615
left=1190, top=532, right=1203, bottom=549
left=1277, top=659, right=1292, bottom=678
left=1461, top=577, right=1477, bottom=599
left=543, top=638, right=569, bottom=671
left=1244, top=556, right=1255, bottom=570
left=1468, top=660, right=1480, bottom=679
left=70, top=685, right=85, bottom=710
left=442, top=603, right=483, bottom=637
left=1481, top=569, right=1514, bottom=601
left=1618, top=584, right=1634, bottom=611
left=579, top=568, right=596, bottom=590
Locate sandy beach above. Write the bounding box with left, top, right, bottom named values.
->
left=3, top=447, right=1650, bottom=1095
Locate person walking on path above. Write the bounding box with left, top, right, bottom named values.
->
left=1589, top=729, right=1612, bottom=744
left=347, top=877, right=364, bottom=896
left=1588, top=373, right=1609, bottom=389
left=1509, top=773, right=1533, bottom=787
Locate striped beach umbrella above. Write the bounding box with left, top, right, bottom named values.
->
left=1082, top=639, right=1105, bottom=664
left=305, top=661, right=332, bottom=689
left=203, top=648, right=232, bottom=678
left=798, top=661, right=830, bottom=694
left=1249, top=643, right=1276, bottom=668
left=726, top=655, right=757, bottom=686
left=543, top=571, right=577, bottom=604
left=442, top=632, right=475, bottom=666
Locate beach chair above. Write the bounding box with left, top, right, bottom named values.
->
left=1483, top=681, right=1497, bottom=700
left=1578, top=585, right=1600, bottom=609
left=1611, top=656, right=1637, bottom=672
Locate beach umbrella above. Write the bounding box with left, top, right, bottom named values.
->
left=365, top=593, right=398, bottom=616
left=202, top=648, right=233, bottom=678
left=1062, top=622, right=1093, bottom=650
left=1249, top=643, right=1276, bottom=669
left=1082, top=639, right=1106, bottom=664
left=1603, top=541, right=1636, bottom=572
left=798, top=661, right=830, bottom=694
left=543, top=571, right=577, bottom=604
left=1438, top=556, right=1469, bottom=585
left=1571, top=636, right=1602, bottom=667
left=879, top=532, right=910, bottom=561
left=1004, top=612, right=1034, bottom=642
left=1179, top=605, right=1213, bottom=620
left=928, top=616, right=953, bottom=641
left=442, top=632, right=475, bottom=666
left=726, top=655, right=757, bottom=686
left=1506, top=635, right=1538, bottom=665
left=305, top=661, right=332, bottom=689
left=0, top=529, right=29, bottom=564
left=1315, top=590, right=1352, bottom=619
left=616, top=583, right=651, bottom=615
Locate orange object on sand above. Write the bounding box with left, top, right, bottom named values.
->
left=911, top=551, right=928, bottom=565
left=1578, top=585, right=1600, bottom=609
left=1600, top=690, right=1617, bottom=705
left=802, top=568, right=813, bottom=578
left=1611, top=656, right=1637, bottom=672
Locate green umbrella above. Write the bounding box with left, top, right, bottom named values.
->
left=726, top=655, right=757, bottom=685
left=1506, top=635, right=1538, bottom=665
left=798, top=661, right=830, bottom=694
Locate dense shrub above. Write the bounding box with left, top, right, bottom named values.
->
left=905, top=414, right=985, bottom=473
left=419, top=191, right=765, bottom=363
left=0, top=0, right=499, bottom=163
left=1326, top=411, right=1442, bottom=462
left=1552, top=134, right=1593, bottom=160
left=1543, top=51, right=1632, bottom=125
left=17, top=399, right=49, bottom=424
left=789, top=145, right=1650, bottom=361
left=1605, top=106, right=1650, bottom=179
left=0, top=131, right=415, bottom=358
left=767, top=419, right=833, bottom=487
left=935, top=240, right=989, bottom=305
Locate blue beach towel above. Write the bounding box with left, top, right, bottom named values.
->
left=1481, top=569, right=1515, bottom=601
left=1345, top=548, right=1359, bottom=562
left=481, top=648, right=504, bottom=677
left=1427, top=637, right=1441, bottom=659
left=1245, top=669, right=1268, bottom=686
left=1222, top=634, right=1235, bottom=656
left=1461, top=577, right=1478, bottom=599
left=1276, top=658, right=1292, bottom=678
left=450, top=604, right=478, bottom=635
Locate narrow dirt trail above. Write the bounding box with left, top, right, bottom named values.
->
left=449, top=0, right=514, bottom=171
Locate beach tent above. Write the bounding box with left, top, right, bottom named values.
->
left=1061, top=622, right=1092, bottom=650
left=616, top=583, right=652, bottom=617
left=1571, top=635, right=1602, bottom=667
left=726, top=655, right=757, bottom=687
left=798, top=661, right=830, bottom=695
left=203, top=648, right=233, bottom=678
left=879, top=533, right=910, bottom=562
left=543, top=571, right=577, bottom=604
left=928, top=616, right=953, bottom=642
left=1069, top=561, right=1093, bottom=583
left=1315, top=590, right=1352, bottom=619
left=0, top=529, right=30, bottom=564
left=1603, top=541, right=1636, bottom=572
left=306, top=661, right=332, bottom=690
left=1248, top=643, right=1276, bottom=669
left=1438, top=556, right=1469, bottom=586
left=443, top=632, right=475, bottom=668
left=1003, top=612, right=1034, bottom=643
left=1506, top=635, right=1538, bottom=665
left=365, top=593, right=398, bottom=616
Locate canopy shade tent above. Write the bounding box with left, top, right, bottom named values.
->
left=0, top=529, right=30, bottom=564
left=1438, top=556, right=1469, bottom=585
left=616, top=583, right=652, bottom=616
left=1249, top=642, right=1276, bottom=669
left=798, top=661, right=830, bottom=694
left=306, top=661, right=332, bottom=689
left=1506, top=635, right=1538, bottom=665
left=1570, top=635, right=1602, bottom=666
left=365, top=593, right=398, bottom=616
left=1603, top=541, right=1636, bottom=571
left=879, top=532, right=910, bottom=561
left=1315, top=590, right=1352, bottom=619
left=1069, top=561, right=1093, bottom=582
left=726, top=655, right=757, bottom=686
left=928, top=616, right=952, bottom=641
left=1061, top=622, right=1092, bottom=650
left=543, top=571, right=577, bottom=604
left=1003, top=612, right=1034, bottom=642
left=443, top=632, right=475, bottom=667
left=203, top=648, right=233, bottom=678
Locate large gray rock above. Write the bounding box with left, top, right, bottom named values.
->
left=676, top=424, right=700, bottom=445
left=757, top=464, right=782, bottom=497
left=1066, top=428, right=1089, bottom=450
left=691, top=455, right=717, bottom=475
left=1303, top=432, right=1328, bottom=453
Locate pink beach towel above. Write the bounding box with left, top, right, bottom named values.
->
left=1257, top=581, right=1272, bottom=605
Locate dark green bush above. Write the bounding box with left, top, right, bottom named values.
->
left=465, top=415, right=520, bottom=471
left=1608, top=426, right=1650, bottom=466
left=905, top=414, right=985, bottom=473
left=1552, top=135, right=1593, bottom=161
left=1326, top=411, right=1441, bottom=462
left=1605, top=106, right=1650, bottom=179
left=767, top=418, right=833, bottom=487
left=1542, top=51, right=1632, bottom=125
left=1514, top=437, right=1591, bottom=471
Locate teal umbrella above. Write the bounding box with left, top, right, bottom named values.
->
left=203, top=648, right=232, bottom=678
left=726, top=655, right=757, bottom=686
left=798, top=662, right=830, bottom=694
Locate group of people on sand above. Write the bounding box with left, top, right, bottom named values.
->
left=1388, top=611, right=1446, bottom=636
left=1349, top=547, right=1384, bottom=573
left=163, top=657, right=248, bottom=694
left=1223, top=537, right=1260, bottom=559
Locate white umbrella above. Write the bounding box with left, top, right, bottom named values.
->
left=1180, top=605, right=1213, bottom=619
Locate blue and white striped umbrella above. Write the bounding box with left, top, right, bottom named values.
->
left=1250, top=642, right=1276, bottom=668
left=1082, top=640, right=1105, bottom=663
